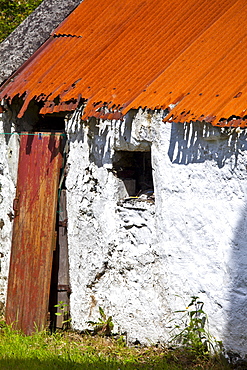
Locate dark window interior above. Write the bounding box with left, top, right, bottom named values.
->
left=113, top=151, right=153, bottom=196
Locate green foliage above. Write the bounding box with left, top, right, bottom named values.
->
left=87, top=306, right=114, bottom=336
left=116, top=335, right=127, bottom=347
left=0, top=0, right=43, bottom=43
left=170, top=296, right=223, bottom=358
left=54, top=301, right=71, bottom=329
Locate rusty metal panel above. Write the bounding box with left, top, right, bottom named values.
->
left=1, top=0, right=247, bottom=126
left=6, top=132, right=64, bottom=335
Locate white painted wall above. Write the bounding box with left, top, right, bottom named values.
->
left=0, top=110, right=19, bottom=312
left=66, top=108, right=247, bottom=356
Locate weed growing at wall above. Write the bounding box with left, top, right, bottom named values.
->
left=170, top=296, right=223, bottom=358
left=54, top=301, right=71, bottom=329
left=87, top=306, right=114, bottom=336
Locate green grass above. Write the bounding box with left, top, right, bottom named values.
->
left=0, top=321, right=232, bottom=370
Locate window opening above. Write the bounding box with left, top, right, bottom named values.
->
left=113, top=150, right=154, bottom=199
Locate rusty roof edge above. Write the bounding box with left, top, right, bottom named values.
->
left=5, top=86, right=247, bottom=128
left=163, top=107, right=247, bottom=128
left=81, top=103, right=247, bottom=127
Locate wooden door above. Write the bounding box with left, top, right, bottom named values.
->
left=6, top=132, right=64, bottom=335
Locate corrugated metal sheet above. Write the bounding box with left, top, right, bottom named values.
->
left=0, top=0, right=247, bottom=126
left=6, top=133, right=63, bottom=335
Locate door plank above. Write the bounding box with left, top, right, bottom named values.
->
left=6, top=133, right=64, bottom=335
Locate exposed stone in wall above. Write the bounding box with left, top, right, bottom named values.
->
left=65, top=108, right=247, bottom=355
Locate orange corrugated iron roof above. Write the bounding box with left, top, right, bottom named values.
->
left=1, top=0, right=247, bottom=127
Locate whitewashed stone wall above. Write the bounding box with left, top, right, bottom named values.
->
left=0, top=107, right=20, bottom=312
left=66, top=108, right=247, bottom=356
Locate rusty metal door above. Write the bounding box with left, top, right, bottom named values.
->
left=6, top=132, right=64, bottom=335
